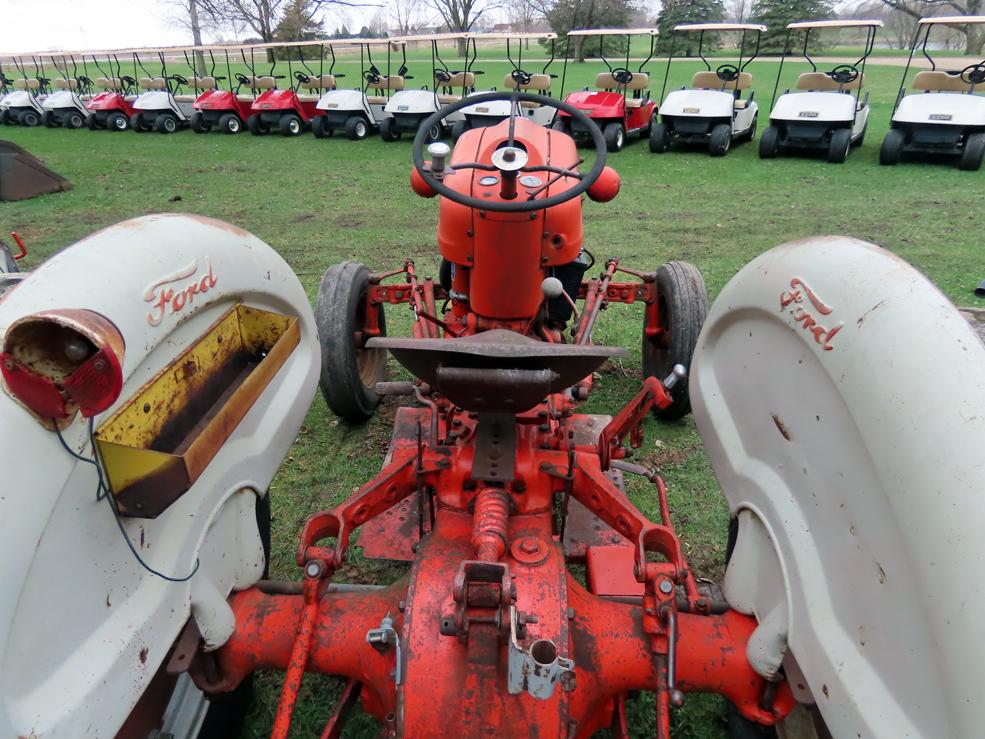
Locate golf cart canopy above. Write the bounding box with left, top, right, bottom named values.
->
left=786, top=20, right=883, bottom=30
left=394, top=32, right=470, bottom=44
left=469, top=32, right=558, bottom=41
left=673, top=23, right=767, bottom=33
left=918, top=15, right=985, bottom=25
left=566, top=28, right=658, bottom=37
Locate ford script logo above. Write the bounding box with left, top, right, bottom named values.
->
left=799, top=111, right=819, bottom=118
left=929, top=113, right=952, bottom=121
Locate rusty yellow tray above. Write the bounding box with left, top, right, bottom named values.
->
left=95, top=304, right=300, bottom=518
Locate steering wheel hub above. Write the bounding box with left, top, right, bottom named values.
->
left=491, top=146, right=529, bottom=172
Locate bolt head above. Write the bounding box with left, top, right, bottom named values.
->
left=658, top=579, right=674, bottom=595
left=304, top=560, right=324, bottom=579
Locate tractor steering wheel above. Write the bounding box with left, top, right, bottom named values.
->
left=294, top=71, right=310, bottom=84
left=511, top=69, right=532, bottom=86
left=412, top=91, right=607, bottom=214
left=959, top=63, right=985, bottom=86
left=828, top=64, right=859, bottom=85
left=716, top=64, right=740, bottom=83
left=611, top=67, right=634, bottom=85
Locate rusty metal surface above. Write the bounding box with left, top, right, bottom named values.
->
left=471, top=413, right=517, bottom=481
left=0, top=139, right=72, bottom=201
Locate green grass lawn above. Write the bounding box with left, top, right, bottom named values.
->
left=2, top=59, right=983, bottom=738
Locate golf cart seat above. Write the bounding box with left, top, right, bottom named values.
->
left=52, top=78, right=78, bottom=90
left=250, top=76, right=277, bottom=91
left=96, top=77, right=123, bottom=91
left=188, top=76, right=218, bottom=90
left=436, top=71, right=475, bottom=89
left=692, top=71, right=752, bottom=91
left=366, top=75, right=405, bottom=104
left=437, top=94, right=462, bottom=104
left=174, top=95, right=197, bottom=102
left=912, top=70, right=972, bottom=93
left=138, top=77, right=167, bottom=91
left=691, top=235, right=985, bottom=739
left=503, top=73, right=551, bottom=92
left=596, top=71, right=649, bottom=92
left=13, top=79, right=40, bottom=91
left=795, top=71, right=863, bottom=91
left=299, top=74, right=336, bottom=91
left=236, top=94, right=255, bottom=102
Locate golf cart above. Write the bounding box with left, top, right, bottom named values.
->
left=314, top=39, right=404, bottom=140
left=188, top=46, right=256, bottom=135
left=84, top=52, right=139, bottom=131
left=0, top=56, right=50, bottom=127
left=454, top=32, right=559, bottom=139
left=651, top=23, right=766, bottom=156
left=380, top=33, right=477, bottom=143
left=880, top=15, right=985, bottom=170
left=555, top=28, right=659, bottom=152
left=40, top=53, right=94, bottom=129
left=247, top=42, right=333, bottom=137
left=130, top=49, right=198, bottom=134
left=760, top=19, right=882, bottom=163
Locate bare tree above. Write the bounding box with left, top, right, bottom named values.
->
left=877, top=0, right=984, bottom=53
left=504, top=0, right=543, bottom=46
left=390, top=0, right=432, bottom=34
left=162, top=0, right=211, bottom=73
left=726, top=0, right=750, bottom=22
left=426, top=0, right=497, bottom=53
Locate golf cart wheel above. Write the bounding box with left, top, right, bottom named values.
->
left=41, top=111, right=56, bottom=128
left=247, top=113, right=268, bottom=136
left=0, top=109, right=9, bottom=125
left=190, top=111, right=209, bottom=133
left=644, top=261, right=708, bottom=421
left=86, top=112, right=99, bottom=130
left=311, top=115, right=331, bottom=138
left=156, top=113, right=178, bottom=134
left=218, top=113, right=241, bottom=134
left=279, top=113, right=302, bottom=136
left=419, top=120, right=442, bottom=144
left=746, top=113, right=758, bottom=141
left=960, top=132, right=985, bottom=171
left=66, top=112, right=84, bottom=129
left=344, top=115, right=369, bottom=140
left=130, top=112, right=150, bottom=132
left=603, top=122, right=625, bottom=152
left=853, top=121, right=867, bottom=147
left=316, top=261, right=387, bottom=422
left=879, top=128, right=904, bottom=166
left=649, top=122, right=669, bottom=153
left=709, top=123, right=732, bottom=156
left=20, top=110, right=40, bottom=127
left=379, top=116, right=400, bottom=142
left=551, top=116, right=571, bottom=135
left=827, top=128, right=851, bottom=164
left=451, top=120, right=468, bottom=142
left=759, top=125, right=780, bottom=159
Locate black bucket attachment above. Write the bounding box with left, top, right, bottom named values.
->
left=0, top=140, right=72, bottom=201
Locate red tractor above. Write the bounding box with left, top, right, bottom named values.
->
left=187, top=92, right=796, bottom=737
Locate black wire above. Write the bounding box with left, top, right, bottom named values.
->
left=54, top=418, right=200, bottom=582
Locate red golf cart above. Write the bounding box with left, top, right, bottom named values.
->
left=84, top=52, right=138, bottom=131
left=247, top=41, right=332, bottom=137
left=189, top=46, right=257, bottom=135
left=554, top=28, right=659, bottom=151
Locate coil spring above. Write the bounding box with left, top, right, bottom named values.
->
left=471, top=488, right=510, bottom=562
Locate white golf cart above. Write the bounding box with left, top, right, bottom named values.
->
left=40, top=53, right=94, bottom=129
left=760, top=19, right=882, bottom=163
left=380, top=33, right=475, bottom=143
left=454, top=32, right=559, bottom=139
left=314, top=39, right=403, bottom=141
left=130, top=49, right=197, bottom=134
left=651, top=23, right=766, bottom=156
left=0, top=56, right=50, bottom=127
left=880, top=15, right=985, bottom=170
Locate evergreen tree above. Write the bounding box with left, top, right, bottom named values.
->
left=543, top=0, right=637, bottom=62
left=751, top=0, right=834, bottom=53
left=655, top=0, right=725, bottom=54
left=274, top=0, right=323, bottom=43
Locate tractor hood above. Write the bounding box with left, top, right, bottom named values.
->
left=770, top=90, right=856, bottom=124
left=0, top=214, right=319, bottom=738
left=660, top=88, right=735, bottom=119
left=893, top=91, right=985, bottom=127
left=691, top=235, right=985, bottom=739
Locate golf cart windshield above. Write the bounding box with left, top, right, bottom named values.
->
left=560, top=28, right=658, bottom=100
left=770, top=20, right=882, bottom=108
left=660, top=23, right=766, bottom=101
left=893, top=16, right=985, bottom=106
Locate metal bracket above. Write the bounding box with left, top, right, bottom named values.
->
left=507, top=606, right=575, bottom=700
left=366, top=613, right=403, bottom=684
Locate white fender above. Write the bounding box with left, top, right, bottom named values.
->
left=317, top=88, right=371, bottom=116
left=770, top=90, right=856, bottom=124
left=660, top=88, right=735, bottom=119
left=691, top=236, right=985, bottom=739
left=41, top=90, right=85, bottom=112
left=893, top=91, right=985, bottom=127
left=0, top=214, right=319, bottom=738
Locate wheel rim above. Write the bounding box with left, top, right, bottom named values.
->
left=116, top=116, right=127, bottom=129
left=430, top=124, right=440, bottom=141
left=290, top=119, right=299, bottom=134
left=354, top=299, right=383, bottom=389
left=356, top=121, right=366, bottom=138
left=230, top=118, right=240, bottom=132
left=617, top=129, right=624, bottom=148
left=166, top=119, right=175, bottom=132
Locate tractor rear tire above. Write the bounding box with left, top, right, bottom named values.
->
left=66, top=112, right=84, bottom=129
left=451, top=119, right=468, bottom=142
left=959, top=132, right=985, bottom=171
left=709, top=123, right=732, bottom=156
left=379, top=116, right=400, bottom=141
left=603, top=122, right=625, bottom=152
left=759, top=124, right=780, bottom=158
left=42, top=111, right=57, bottom=127
left=156, top=113, right=178, bottom=134
left=345, top=115, right=369, bottom=140
left=644, top=261, right=708, bottom=421
left=247, top=114, right=268, bottom=136
left=315, top=261, right=387, bottom=422
left=649, top=122, right=669, bottom=153
left=218, top=113, right=241, bottom=134
left=280, top=113, right=302, bottom=136
left=190, top=111, right=209, bottom=133
left=879, top=128, right=905, bottom=165
left=827, top=127, right=851, bottom=164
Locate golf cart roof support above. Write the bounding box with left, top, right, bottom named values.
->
left=918, top=15, right=985, bottom=25
left=660, top=23, right=764, bottom=101
left=786, top=20, right=884, bottom=30
left=560, top=28, right=658, bottom=101
left=566, top=28, right=658, bottom=37
left=673, top=23, right=767, bottom=33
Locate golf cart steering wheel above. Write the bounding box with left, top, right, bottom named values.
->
left=235, top=73, right=251, bottom=86
left=959, top=63, right=985, bottom=86
left=716, top=64, right=740, bottom=83
left=364, top=70, right=382, bottom=84
left=412, top=91, right=607, bottom=214
left=828, top=65, right=859, bottom=85
left=511, top=69, right=532, bottom=86
left=611, top=67, right=634, bottom=85
left=434, top=69, right=452, bottom=84
left=294, top=71, right=310, bottom=84
left=170, top=74, right=188, bottom=86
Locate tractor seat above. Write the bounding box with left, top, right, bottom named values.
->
left=436, top=71, right=474, bottom=88
left=14, top=79, right=40, bottom=91
left=298, top=74, right=336, bottom=91
left=596, top=71, right=649, bottom=92
left=250, top=76, right=277, bottom=90
left=734, top=99, right=750, bottom=109
left=692, top=71, right=752, bottom=91
left=96, top=77, right=122, bottom=90
left=795, top=72, right=863, bottom=91
left=368, top=329, right=627, bottom=414
left=912, top=70, right=972, bottom=93
left=52, top=78, right=78, bottom=90
left=297, top=94, right=319, bottom=102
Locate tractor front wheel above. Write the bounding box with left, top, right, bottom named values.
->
left=20, top=109, right=40, bottom=127
left=379, top=116, right=400, bottom=141
left=0, top=109, right=9, bottom=125
left=649, top=122, right=669, bottom=153
left=247, top=114, right=268, bottom=136
left=551, top=116, right=571, bottom=135
left=959, top=132, right=985, bottom=171
left=709, top=123, right=732, bottom=156
left=87, top=112, right=100, bottom=130
left=420, top=119, right=442, bottom=144
left=315, top=261, right=387, bottom=422
left=759, top=124, right=780, bottom=158
left=827, top=127, right=851, bottom=164
left=344, top=115, right=369, bottom=140
left=644, top=261, right=708, bottom=421
left=311, top=115, right=331, bottom=138
left=66, top=111, right=85, bottom=129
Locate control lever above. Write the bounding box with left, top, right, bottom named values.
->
left=663, top=364, right=687, bottom=391
left=427, top=142, right=451, bottom=177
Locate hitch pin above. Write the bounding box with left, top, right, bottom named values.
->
left=663, top=607, right=685, bottom=708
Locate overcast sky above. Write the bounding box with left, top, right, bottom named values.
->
left=0, top=0, right=377, bottom=54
